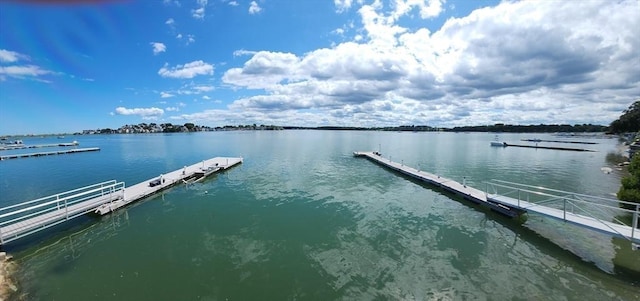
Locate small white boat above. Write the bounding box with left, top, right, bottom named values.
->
left=490, top=135, right=506, bottom=147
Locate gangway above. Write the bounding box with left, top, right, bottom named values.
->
left=485, top=179, right=639, bottom=244
left=354, top=151, right=639, bottom=246
left=0, top=180, right=125, bottom=244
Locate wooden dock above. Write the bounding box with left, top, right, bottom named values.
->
left=353, top=151, right=522, bottom=217
left=0, top=157, right=242, bottom=245
left=0, top=147, right=100, bottom=160
left=355, top=151, right=639, bottom=244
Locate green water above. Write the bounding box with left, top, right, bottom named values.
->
left=1, top=131, right=638, bottom=300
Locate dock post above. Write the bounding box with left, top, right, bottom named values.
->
left=463, top=177, right=466, bottom=187
left=563, top=198, right=566, bottom=220
left=632, top=204, right=639, bottom=240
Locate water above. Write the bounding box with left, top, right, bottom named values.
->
left=0, top=131, right=638, bottom=300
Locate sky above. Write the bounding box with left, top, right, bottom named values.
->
left=0, top=0, right=638, bottom=135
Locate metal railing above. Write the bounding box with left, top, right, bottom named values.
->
left=0, top=180, right=125, bottom=244
left=485, top=179, right=639, bottom=241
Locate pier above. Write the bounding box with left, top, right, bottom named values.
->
left=353, top=151, right=522, bottom=217
left=354, top=151, right=639, bottom=245
left=520, top=139, right=598, bottom=145
left=0, top=157, right=242, bottom=245
left=0, top=141, right=79, bottom=151
left=0, top=148, right=100, bottom=160
left=503, top=143, right=595, bottom=152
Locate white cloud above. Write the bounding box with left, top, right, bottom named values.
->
left=165, top=18, right=175, bottom=25
left=217, top=0, right=640, bottom=127
left=150, top=42, right=166, bottom=55
left=0, top=64, right=52, bottom=82
left=0, top=49, right=28, bottom=63
left=166, top=106, right=180, bottom=112
left=249, top=1, right=262, bottom=14
left=233, top=49, right=258, bottom=57
left=114, top=107, right=164, bottom=117
left=193, top=85, right=214, bottom=92
left=176, top=33, right=183, bottom=39
left=390, top=0, right=444, bottom=20
left=192, top=0, right=208, bottom=19
left=160, top=92, right=174, bottom=98
left=228, top=1, right=239, bottom=6
left=163, top=0, right=181, bottom=6
left=158, top=60, right=214, bottom=79
left=334, top=0, right=353, bottom=13
left=187, top=34, right=196, bottom=44
left=192, top=7, right=205, bottom=19
left=202, top=95, right=211, bottom=100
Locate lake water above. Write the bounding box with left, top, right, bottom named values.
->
left=0, top=131, right=638, bottom=300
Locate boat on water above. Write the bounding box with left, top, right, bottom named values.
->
left=490, top=135, right=506, bottom=147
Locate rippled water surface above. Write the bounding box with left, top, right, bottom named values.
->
left=0, top=131, right=638, bottom=300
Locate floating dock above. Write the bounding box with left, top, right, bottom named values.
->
left=94, top=157, right=242, bottom=215
left=355, top=151, right=639, bottom=244
left=500, top=143, right=595, bottom=152
left=0, top=141, right=79, bottom=151
left=0, top=147, right=100, bottom=160
left=521, top=139, right=598, bottom=145
left=353, top=151, right=522, bottom=217
left=0, top=156, right=242, bottom=244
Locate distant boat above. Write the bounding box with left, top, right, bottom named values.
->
left=490, top=135, right=506, bottom=147
left=58, top=136, right=65, bottom=139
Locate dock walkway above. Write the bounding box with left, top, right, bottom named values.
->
left=94, top=157, right=242, bottom=214
left=0, top=157, right=242, bottom=245
left=353, top=151, right=520, bottom=216
left=0, top=141, right=79, bottom=151
left=354, top=151, right=639, bottom=244
left=0, top=147, right=100, bottom=160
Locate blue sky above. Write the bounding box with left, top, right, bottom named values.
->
left=0, top=0, right=638, bottom=135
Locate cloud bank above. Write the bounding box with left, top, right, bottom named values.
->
left=208, top=0, right=639, bottom=127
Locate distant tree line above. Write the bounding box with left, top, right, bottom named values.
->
left=284, top=124, right=605, bottom=133
left=449, top=123, right=607, bottom=133
left=609, top=100, right=640, bottom=134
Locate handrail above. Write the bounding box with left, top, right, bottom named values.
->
left=0, top=182, right=125, bottom=229
left=485, top=180, right=640, bottom=242
left=0, top=182, right=124, bottom=219
left=486, top=181, right=637, bottom=214
left=490, top=179, right=639, bottom=208
left=0, top=180, right=118, bottom=213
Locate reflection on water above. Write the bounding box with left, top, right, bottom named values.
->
left=2, top=132, right=639, bottom=300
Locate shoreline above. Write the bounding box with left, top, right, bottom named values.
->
left=0, top=252, right=17, bottom=300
